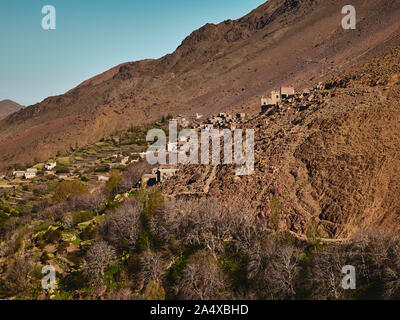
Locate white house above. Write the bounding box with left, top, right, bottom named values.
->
left=13, top=171, right=25, bottom=178
left=24, top=172, right=36, bottom=179
left=44, top=162, right=57, bottom=170
left=98, top=175, right=110, bottom=182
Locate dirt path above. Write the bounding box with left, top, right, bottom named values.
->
left=288, top=231, right=350, bottom=244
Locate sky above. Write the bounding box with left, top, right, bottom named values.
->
left=0, top=0, right=266, bottom=106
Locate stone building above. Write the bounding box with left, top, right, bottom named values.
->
left=280, top=87, right=295, bottom=98
left=261, top=86, right=295, bottom=113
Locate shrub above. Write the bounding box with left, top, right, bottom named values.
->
left=106, top=170, right=122, bottom=197
left=140, top=186, right=164, bottom=218
left=94, top=165, right=110, bottom=173
left=55, top=166, right=69, bottom=174
left=43, top=228, right=62, bottom=243
left=80, top=225, right=97, bottom=241
left=53, top=180, right=89, bottom=203
left=144, top=281, right=166, bottom=300
left=33, top=184, right=47, bottom=196
left=72, top=210, right=94, bottom=225
left=270, top=195, right=281, bottom=232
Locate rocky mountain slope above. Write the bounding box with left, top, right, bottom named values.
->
left=0, top=100, right=23, bottom=119
left=0, top=0, right=400, bottom=169
left=162, top=45, right=400, bottom=238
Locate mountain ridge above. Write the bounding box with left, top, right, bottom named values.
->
left=0, top=100, right=24, bottom=119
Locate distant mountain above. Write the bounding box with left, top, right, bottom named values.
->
left=0, top=100, right=23, bottom=118
left=0, top=0, right=400, bottom=169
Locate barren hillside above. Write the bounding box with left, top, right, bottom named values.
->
left=162, top=45, right=400, bottom=238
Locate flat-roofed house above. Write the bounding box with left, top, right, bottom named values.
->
left=13, top=171, right=25, bottom=178
left=261, top=87, right=295, bottom=113
left=261, top=90, right=281, bottom=107
left=271, top=90, right=281, bottom=104
left=24, top=172, right=36, bottom=179
left=280, top=87, right=295, bottom=98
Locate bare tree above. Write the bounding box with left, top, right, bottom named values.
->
left=308, top=245, right=349, bottom=300
left=150, top=198, right=268, bottom=254
left=176, top=250, right=226, bottom=300
left=107, top=287, right=134, bottom=300
left=149, top=200, right=181, bottom=244
left=68, top=191, right=106, bottom=215
left=138, top=249, right=165, bottom=287
left=2, top=254, right=34, bottom=295
left=346, top=229, right=400, bottom=298
left=100, top=198, right=142, bottom=250
left=1, top=217, right=20, bottom=240
left=247, top=240, right=300, bottom=299
left=119, top=161, right=153, bottom=192
left=33, top=184, right=47, bottom=196
left=84, top=240, right=116, bottom=285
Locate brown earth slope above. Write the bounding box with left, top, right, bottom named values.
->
left=162, top=45, right=400, bottom=238
left=1, top=0, right=400, bottom=169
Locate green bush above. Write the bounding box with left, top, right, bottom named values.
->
left=72, top=210, right=94, bottom=225
left=55, top=166, right=69, bottom=174
left=53, top=180, right=89, bottom=203
left=43, top=228, right=62, bottom=243
left=270, top=195, right=281, bottom=232
left=80, top=225, right=97, bottom=241
left=106, top=170, right=122, bottom=196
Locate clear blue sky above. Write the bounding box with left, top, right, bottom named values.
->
left=0, top=0, right=265, bottom=106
